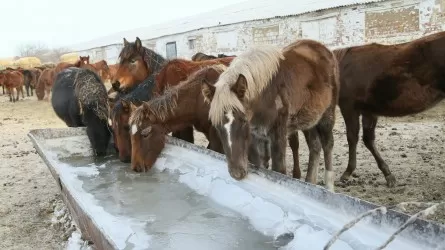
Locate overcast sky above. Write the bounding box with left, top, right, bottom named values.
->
left=0, top=0, right=246, bottom=58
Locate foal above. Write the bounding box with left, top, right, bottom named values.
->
left=128, top=65, right=226, bottom=172
left=202, top=40, right=339, bottom=191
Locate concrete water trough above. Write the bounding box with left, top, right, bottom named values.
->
left=29, top=127, right=445, bottom=250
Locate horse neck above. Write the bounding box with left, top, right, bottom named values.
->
left=152, top=82, right=200, bottom=128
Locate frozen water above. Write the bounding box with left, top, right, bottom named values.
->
left=31, top=132, right=443, bottom=250
left=60, top=156, right=275, bottom=250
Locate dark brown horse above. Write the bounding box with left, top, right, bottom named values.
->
left=333, top=31, right=445, bottom=188
left=111, top=37, right=166, bottom=93
left=191, top=52, right=234, bottom=61
left=128, top=65, right=226, bottom=172
left=202, top=39, right=339, bottom=192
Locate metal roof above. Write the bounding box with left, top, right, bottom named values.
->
left=69, top=0, right=384, bottom=51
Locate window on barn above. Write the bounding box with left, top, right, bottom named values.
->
left=188, top=39, right=196, bottom=50
left=166, top=42, right=177, bottom=59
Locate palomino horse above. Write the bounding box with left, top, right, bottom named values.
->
left=128, top=65, right=226, bottom=172
left=202, top=39, right=339, bottom=191
left=333, top=31, right=445, bottom=188
left=111, top=37, right=166, bottom=93
left=109, top=57, right=234, bottom=162
left=0, top=69, right=25, bottom=102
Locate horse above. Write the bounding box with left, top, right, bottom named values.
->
left=111, top=37, right=166, bottom=93
left=153, top=57, right=234, bottom=95
left=109, top=74, right=157, bottom=162
left=201, top=39, right=340, bottom=192
left=51, top=67, right=111, bottom=156
left=108, top=56, right=235, bottom=163
left=79, top=56, right=90, bottom=65
left=36, top=68, right=55, bottom=101
left=191, top=52, right=235, bottom=61
left=191, top=52, right=217, bottom=61
left=332, top=31, right=445, bottom=188
left=91, top=60, right=111, bottom=83
left=0, top=69, right=25, bottom=102
left=128, top=65, right=226, bottom=172
left=23, top=69, right=40, bottom=97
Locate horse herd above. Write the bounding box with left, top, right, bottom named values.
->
left=0, top=55, right=115, bottom=102
left=12, top=30, right=445, bottom=193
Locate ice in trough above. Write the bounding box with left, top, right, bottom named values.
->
left=29, top=127, right=445, bottom=250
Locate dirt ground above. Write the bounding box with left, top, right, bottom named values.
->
left=0, top=87, right=443, bottom=249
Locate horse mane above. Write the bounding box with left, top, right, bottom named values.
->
left=130, top=64, right=227, bottom=126
left=209, top=45, right=284, bottom=125
left=73, top=68, right=109, bottom=121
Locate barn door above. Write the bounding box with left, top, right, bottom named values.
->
left=166, top=42, right=177, bottom=59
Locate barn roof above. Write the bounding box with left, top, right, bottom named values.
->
left=69, top=0, right=383, bottom=52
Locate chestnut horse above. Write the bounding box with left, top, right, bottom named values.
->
left=111, top=37, right=166, bottom=93
left=110, top=57, right=235, bottom=162
left=202, top=40, right=339, bottom=191
left=109, top=75, right=157, bottom=162
left=128, top=65, right=226, bottom=172
left=90, top=60, right=111, bottom=83
left=333, top=31, right=445, bottom=188
left=0, top=69, right=25, bottom=102
left=36, top=68, right=55, bottom=101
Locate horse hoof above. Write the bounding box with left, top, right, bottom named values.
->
left=340, top=172, right=352, bottom=182
left=385, top=174, right=396, bottom=188
left=229, top=167, right=247, bottom=180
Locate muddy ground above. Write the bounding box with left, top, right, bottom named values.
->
left=0, top=87, right=443, bottom=249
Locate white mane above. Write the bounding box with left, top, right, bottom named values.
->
left=209, top=44, right=284, bottom=125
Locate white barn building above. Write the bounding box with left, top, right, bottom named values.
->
left=69, top=0, right=445, bottom=63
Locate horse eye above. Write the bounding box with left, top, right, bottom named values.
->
left=124, top=125, right=130, bottom=131
left=130, top=59, right=137, bottom=64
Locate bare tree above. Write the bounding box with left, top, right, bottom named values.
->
left=16, top=42, right=72, bottom=63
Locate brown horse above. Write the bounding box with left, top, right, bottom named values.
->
left=191, top=52, right=234, bottom=61
left=153, top=57, right=235, bottom=96
left=128, top=65, right=226, bottom=172
left=109, top=57, right=234, bottom=162
left=202, top=40, right=339, bottom=192
left=79, top=56, right=90, bottom=65
left=0, top=69, right=25, bottom=102
left=333, top=31, right=445, bottom=188
left=36, top=68, right=55, bottom=101
left=91, top=60, right=111, bottom=83
left=111, top=37, right=166, bottom=93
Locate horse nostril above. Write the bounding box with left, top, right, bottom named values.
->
left=112, top=81, right=120, bottom=91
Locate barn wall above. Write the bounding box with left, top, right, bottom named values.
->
left=78, top=0, right=445, bottom=61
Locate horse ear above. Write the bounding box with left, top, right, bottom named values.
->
left=135, top=37, right=142, bottom=50
left=231, top=74, right=247, bottom=100
left=123, top=38, right=129, bottom=46
left=201, top=81, right=216, bottom=103
left=204, top=67, right=220, bottom=83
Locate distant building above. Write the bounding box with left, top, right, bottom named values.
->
left=69, top=0, right=445, bottom=63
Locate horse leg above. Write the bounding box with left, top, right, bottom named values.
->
left=362, top=114, right=396, bottom=187
left=260, top=139, right=270, bottom=169
left=270, top=108, right=288, bottom=175
left=303, top=129, right=322, bottom=185
left=31, top=86, right=34, bottom=96
left=248, top=136, right=269, bottom=169
left=21, top=86, right=24, bottom=99
left=8, top=88, right=13, bottom=102
left=339, top=107, right=360, bottom=182
left=316, top=114, right=336, bottom=192
left=288, top=132, right=300, bottom=179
